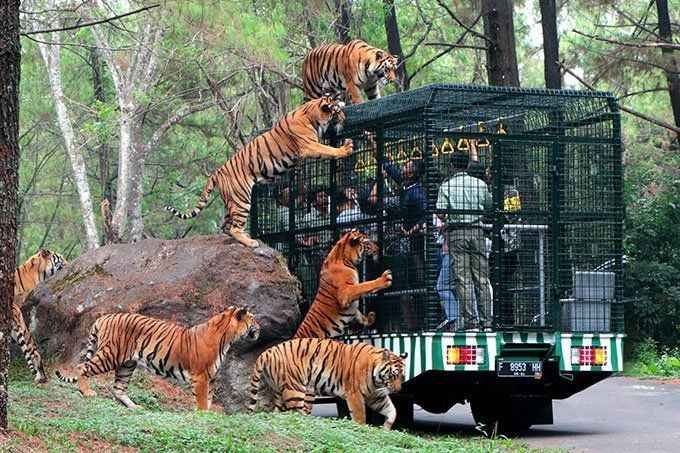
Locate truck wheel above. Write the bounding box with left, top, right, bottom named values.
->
left=470, top=395, right=532, bottom=435
left=336, top=399, right=350, bottom=419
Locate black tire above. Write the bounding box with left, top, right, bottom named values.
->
left=470, top=395, right=532, bottom=435
left=391, top=394, right=415, bottom=429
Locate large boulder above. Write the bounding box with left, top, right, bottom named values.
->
left=23, top=235, right=301, bottom=413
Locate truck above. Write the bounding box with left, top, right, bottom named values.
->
left=251, top=84, right=625, bottom=432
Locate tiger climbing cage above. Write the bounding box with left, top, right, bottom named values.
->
left=251, top=84, right=624, bottom=335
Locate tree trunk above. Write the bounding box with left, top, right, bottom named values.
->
left=36, top=40, right=100, bottom=249
left=0, top=0, right=21, bottom=430
left=656, top=0, right=680, bottom=141
left=482, top=0, right=520, bottom=87
left=91, top=48, right=112, bottom=202
left=334, top=0, right=352, bottom=44
left=539, top=0, right=561, bottom=89
left=383, top=0, right=409, bottom=91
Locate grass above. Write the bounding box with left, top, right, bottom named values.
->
left=624, top=338, right=680, bottom=379
left=3, top=362, right=542, bottom=453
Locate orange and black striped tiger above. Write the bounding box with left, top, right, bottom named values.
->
left=165, top=96, right=352, bottom=247
left=248, top=338, right=406, bottom=429
left=293, top=229, right=392, bottom=339
left=56, top=306, right=259, bottom=410
left=13, top=249, right=67, bottom=383
left=302, top=39, right=398, bottom=104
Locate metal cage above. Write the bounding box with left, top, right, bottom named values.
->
left=252, top=84, right=624, bottom=334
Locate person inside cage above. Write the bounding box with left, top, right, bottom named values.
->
left=434, top=213, right=459, bottom=331
left=436, top=151, right=493, bottom=330
left=296, top=189, right=331, bottom=302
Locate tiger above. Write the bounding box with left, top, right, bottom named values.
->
left=13, top=249, right=67, bottom=383
left=302, top=39, right=398, bottom=104
left=165, top=96, right=352, bottom=248
left=248, top=338, right=406, bottom=429
left=55, top=306, right=260, bottom=410
left=293, top=229, right=392, bottom=339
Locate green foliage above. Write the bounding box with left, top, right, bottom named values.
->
left=7, top=368, right=533, bottom=453
left=626, top=338, right=680, bottom=378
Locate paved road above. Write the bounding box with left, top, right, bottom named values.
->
left=312, top=377, right=680, bottom=452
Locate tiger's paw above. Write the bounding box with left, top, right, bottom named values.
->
left=80, top=389, right=97, bottom=398
left=339, top=139, right=354, bottom=157
left=366, top=311, right=376, bottom=326
left=34, top=374, right=48, bottom=385
left=380, top=270, right=393, bottom=289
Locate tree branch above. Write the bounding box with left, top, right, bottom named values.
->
left=559, top=61, right=680, bottom=134
left=425, top=42, right=487, bottom=51
left=22, top=3, right=159, bottom=35
left=435, top=0, right=493, bottom=44
left=572, top=29, right=680, bottom=50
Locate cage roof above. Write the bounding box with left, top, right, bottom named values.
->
left=342, top=83, right=617, bottom=130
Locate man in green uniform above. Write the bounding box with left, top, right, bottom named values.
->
left=436, top=152, right=493, bottom=329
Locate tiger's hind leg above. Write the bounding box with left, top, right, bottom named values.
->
left=303, top=391, right=315, bottom=415
left=282, top=386, right=308, bottom=414
left=77, top=345, right=115, bottom=398
left=10, top=303, right=47, bottom=384
left=225, top=196, right=258, bottom=248
left=112, top=360, right=139, bottom=409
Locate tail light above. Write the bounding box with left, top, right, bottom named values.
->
left=571, top=346, right=608, bottom=366
left=447, top=346, right=484, bottom=365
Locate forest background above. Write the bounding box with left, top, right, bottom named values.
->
left=15, top=0, right=680, bottom=351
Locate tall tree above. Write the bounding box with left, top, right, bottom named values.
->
left=482, top=0, right=520, bottom=87
left=334, top=0, right=352, bottom=44
left=383, top=0, right=409, bottom=91
left=0, top=0, right=21, bottom=429
left=539, top=0, right=561, bottom=89
left=35, top=26, right=100, bottom=249
left=655, top=0, right=680, bottom=141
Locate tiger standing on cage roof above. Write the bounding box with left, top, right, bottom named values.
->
left=165, top=96, right=352, bottom=247
left=303, top=39, right=398, bottom=104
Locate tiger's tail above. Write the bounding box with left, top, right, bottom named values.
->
left=55, top=369, right=78, bottom=384
left=55, top=320, right=100, bottom=384
left=165, top=173, right=216, bottom=220
left=248, top=351, right=268, bottom=412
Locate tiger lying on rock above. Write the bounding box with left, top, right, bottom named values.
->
left=248, top=338, right=406, bottom=429
left=56, top=306, right=259, bottom=410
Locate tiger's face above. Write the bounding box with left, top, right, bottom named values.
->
left=33, top=249, right=66, bottom=280
left=369, top=51, right=398, bottom=87
left=213, top=306, right=260, bottom=343
left=375, top=350, right=406, bottom=392
left=343, top=229, right=379, bottom=263
left=317, top=96, right=346, bottom=136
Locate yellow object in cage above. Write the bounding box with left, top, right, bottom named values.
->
left=432, top=143, right=440, bottom=157
left=504, top=193, right=522, bottom=212
left=354, top=157, right=365, bottom=172
left=477, top=122, right=490, bottom=148
left=457, top=138, right=470, bottom=151
left=411, top=146, right=423, bottom=160
left=441, top=137, right=455, bottom=154
left=395, top=146, right=409, bottom=163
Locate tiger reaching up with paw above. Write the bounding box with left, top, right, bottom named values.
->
left=165, top=96, right=352, bottom=248
left=56, top=306, right=259, bottom=410
left=294, top=229, right=392, bottom=339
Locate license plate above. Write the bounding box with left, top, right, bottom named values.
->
left=497, top=360, right=543, bottom=378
